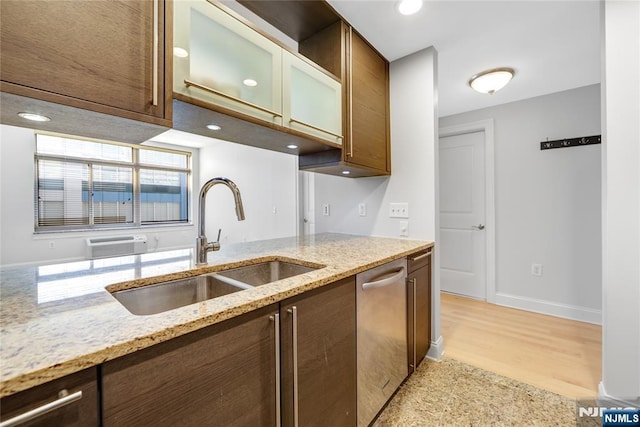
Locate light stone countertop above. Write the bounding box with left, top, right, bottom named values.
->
left=0, top=233, right=433, bottom=398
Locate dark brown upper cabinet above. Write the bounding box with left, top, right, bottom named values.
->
left=0, top=0, right=172, bottom=143
left=237, top=1, right=392, bottom=177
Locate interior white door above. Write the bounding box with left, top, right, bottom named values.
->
left=439, top=131, right=486, bottom=299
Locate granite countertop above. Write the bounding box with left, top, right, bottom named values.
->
left=0, top=233, right=433, bottom=398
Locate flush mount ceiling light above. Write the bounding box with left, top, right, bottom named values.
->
left=18, top=112, right=51, bottom=122
left=206, top=124, right=221, bottom=131
left=341, top=170, right=351, bottom=175
left=242, top=78, right=258, bottom=87
left=397, top=0, right=422, bottom=16
left=173, top=47, right=189, bottom=58
left=286, top=144, right=298, bottom=150
left=468, top=68, right=515, bottom=95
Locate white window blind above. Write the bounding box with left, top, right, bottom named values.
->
left=35, top=134, right=191, bottom=231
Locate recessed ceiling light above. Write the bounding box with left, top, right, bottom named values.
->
left=173, top=47, right=189, bottom=58
left=243, top=78, right=258, bottom=87
left=286, top=144, right=298, bottom=150
left=206, top=124, right=222, bottom=131
left=468, top=68, right=515, bottom=95
left=397, top=0, right=422, bottom=15
left=18, top=112, right=51, bottom=122
left=342, top=170, right=351, bottom=175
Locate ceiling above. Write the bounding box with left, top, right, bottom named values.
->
left=327, top=0, right=601, bottom=117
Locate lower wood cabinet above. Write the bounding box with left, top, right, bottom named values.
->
left=102, top=304, right=280, bottom=427
left=0, top=368, right=99, bottom=427
left=407, top=249, right=433, bottom=374
left=280, top=276, right=356, bottom=427
left=101, top=277, right=356, bottom=426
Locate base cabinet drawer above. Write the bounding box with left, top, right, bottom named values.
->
left=0, top=368, right=99, bottom=427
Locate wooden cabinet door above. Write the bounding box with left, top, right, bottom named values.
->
left=407, top=251, right=432, bottom=373
left=0, top=368, right=99, bottom=427
left=0, top=0, right=168, bottom=122
left=346, top=29, right=390, bottom=173
left=280, top=277, right=357, bottom=427
left=102, top=304, right=279, bottom=427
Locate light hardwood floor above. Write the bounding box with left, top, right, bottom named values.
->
left=441, top=292, right=602, bottom=399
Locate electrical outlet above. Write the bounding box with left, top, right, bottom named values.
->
left=48, top=241, right=55, bottom=249
left=399, top=221, right=409, bottom=237
left=389, top=202, right=409, bottom=218
left=358, top=203, right=366, bottom=217
left=322, top=204, right=330, bottom=216
left=531, top=264, right=543, bottom=277
left=272, top=206, right=277, bottom=214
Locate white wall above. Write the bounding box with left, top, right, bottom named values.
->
left=199, top=141, right=298, bottom=245
left=0, top=125, right=197, bottom=267
left=313, top=47, right=443, bottom=358
left=600, top=0, right=640, bottom=405
left=440, top=85, right=602, bottom=323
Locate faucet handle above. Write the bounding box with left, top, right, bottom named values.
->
left=208, top=228, right=222, bottom=252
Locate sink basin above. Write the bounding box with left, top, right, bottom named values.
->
left=112, top=274, right=248, bottom=316
left=215, top=260, right=319, bottom=286
left=111, top=259, right=323, bottom=315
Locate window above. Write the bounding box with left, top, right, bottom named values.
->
left=35, top=134, right=191, bottom=231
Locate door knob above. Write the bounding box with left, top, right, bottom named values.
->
left=471, top=224, right=485, bottom=230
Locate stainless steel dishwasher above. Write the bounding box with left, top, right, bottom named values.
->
left=356, top=258, right=407, bottom=426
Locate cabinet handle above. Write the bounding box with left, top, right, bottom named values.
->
left=184, top=79, right=283, bottom=118
left=412, top=278, right=417, bottom=369
left=347, top=26, right=353, bottom=158
left=289, top=118, right=343, bottom=140
left=409, top=251, right=432, bottom=262
left=288, top=306, right=299, bottom=427
left=270, top=313, right=281, bottom=427
left=152, top=0, right=159, bottom=107
left=362, top=269, right=405, bottom=290
left=0, top=390, right=82, bottom=427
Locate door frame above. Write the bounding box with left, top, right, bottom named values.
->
left=438, top=119, right=496, bottom=303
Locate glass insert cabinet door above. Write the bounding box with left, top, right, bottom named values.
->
left=174, top=0, right=283, bottom=125
left=282, top=52, right=343, bottom=146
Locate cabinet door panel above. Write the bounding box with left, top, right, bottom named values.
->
left=281, top=277, right=356, bottom=427
left=347, top=31, right=389, bottom=172
left=102, top=305, right=278, bottom=427
left=0, top=368, right=99, bottom=427
left=0, top=0, right=165, bottom=118
left=407, top=258, right=432, bottom=371
left=174, top=0, right=282, bottom=125
left=283, top=52, right=343, bottom=145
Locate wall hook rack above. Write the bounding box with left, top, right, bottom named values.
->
left=540, top=135, right=601, bottom=150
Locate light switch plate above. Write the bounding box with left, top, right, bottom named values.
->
left=358, top=203, right=366, bottom=217
left=389, top=203, right=409, bottom=218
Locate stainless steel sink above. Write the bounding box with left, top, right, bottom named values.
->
left=215, top=260, right=319, bottom=286
left=111, top=260, right=323, bottom=315
left=112, top=274, right=249, bottom=316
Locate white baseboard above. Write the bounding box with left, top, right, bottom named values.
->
left=598, top=382, right=640, bottom=407
left=494, top=292, right=602, bottom=324
left=426, top=335, right=445, bottom=361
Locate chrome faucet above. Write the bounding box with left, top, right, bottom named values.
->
left=196, top=177, right=245, bottom=265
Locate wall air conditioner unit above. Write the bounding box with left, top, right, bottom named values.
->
left=85, top=235, right=147, bottom=260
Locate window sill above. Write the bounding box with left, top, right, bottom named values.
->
left=33, top=223, right=194, bottom=238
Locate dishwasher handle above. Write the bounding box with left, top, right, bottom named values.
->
left=361, top=269, right=405, bottom=290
